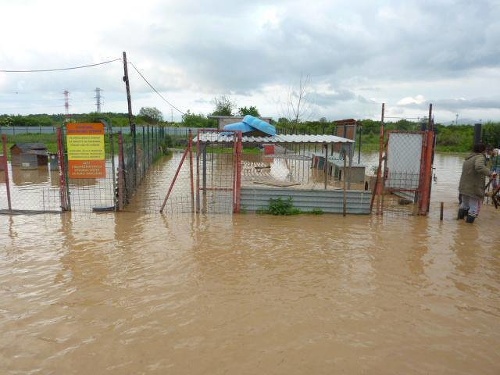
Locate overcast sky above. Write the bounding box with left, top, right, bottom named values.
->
left=1, top=0, right=499, bottom=124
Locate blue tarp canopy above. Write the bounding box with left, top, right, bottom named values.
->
left=222, top=115, right=276, bottom=136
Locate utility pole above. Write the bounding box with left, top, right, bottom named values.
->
left=63, top=90, right=70, bottom=122
left=95, top=87, right=102, bottom=113
left=122, top=51, right=137, bottom=187
left=122, top=52, right=134, bottom=134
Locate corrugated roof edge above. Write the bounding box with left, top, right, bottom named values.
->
left=194, top=133, right=354, bottom=144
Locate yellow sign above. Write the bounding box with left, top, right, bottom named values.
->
left=67, top=123, right=106, bottom=179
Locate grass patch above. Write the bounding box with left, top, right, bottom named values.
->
left=309, top=208, right=324, bottom=215
left=258, top=197, right=301, bottom=215
left=3, top=133, right=58, bottom=154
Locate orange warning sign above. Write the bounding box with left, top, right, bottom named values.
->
left=67, top=123, right=106, bottom=179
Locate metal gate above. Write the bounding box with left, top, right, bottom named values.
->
left=372, top=106, right=436, bottom=216
left=160, top=129, right=241, bottom=214
left=1, top=122, right=170, bottom=214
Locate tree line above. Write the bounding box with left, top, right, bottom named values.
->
left=1, top=110, right=499, bottom=153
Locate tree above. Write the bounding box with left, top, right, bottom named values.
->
left=0, top=116, right=13, bottom=127
left=483, top=121, right=500, bottom=148
left=359, top=119, right=380, bottom=135
left=211, top=95, right=236, bottom=116
left=182, top=110, right=215, bottom=128
left=238, top=106, right=260, bottom=117
left=138, top=107, right=163, bottom=124
left=281, top=73, right=314, bottom=126
left=277, top=117, right=290, bottom=125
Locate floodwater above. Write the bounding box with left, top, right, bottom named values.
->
left=1, top=153, right=499, bottom=375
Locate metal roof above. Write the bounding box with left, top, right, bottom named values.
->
left=194, top=133, right=354, bottom=144
left=10, top=143, right=48, bottom=151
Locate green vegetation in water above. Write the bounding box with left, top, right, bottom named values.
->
left=309, top=208, right=324, bottom=215
left=258, top=196, right=301, bottom=215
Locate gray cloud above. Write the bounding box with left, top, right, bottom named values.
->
left=1, top=0, right=499, bottom=122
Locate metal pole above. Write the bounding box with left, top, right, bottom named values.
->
left=103, top=119, right=117, bottom=211
left=160, top=145, right=190, bottom=213
left=371, top=103, right=385, bottom=214
left=323, top=143, right=328, bottom=189
left=419, top=104, right=435, bottom=215
left=117, top=132, right=125, bottom=211
left=233, top=131, right=243, bottom=213
left=474, top=123, right=482, bottom=145
left=57, top=126, right=71, bottom=211
left=202, top=142, right=207, bottom=213
left=343, top=153, right=347, bottom=216
left=1, top=135, right=12, bottom=211
left=357, top=121, right=362, bottom=164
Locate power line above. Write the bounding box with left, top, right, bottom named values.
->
left=1, top=56, right=186, bottom=117
left=0, top=58, right=122, bottom=73
left=129, top=61, right=185, bottom=116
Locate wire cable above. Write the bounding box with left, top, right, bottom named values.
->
left=0, top=58, right=122, bottom=73
left=129, top=61, right=185, bottom=116
left=1, top=56, right=186, bottom=117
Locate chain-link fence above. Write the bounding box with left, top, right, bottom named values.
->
left=160, top=130, right=238, bottom=215
left=1, top=122, right=436, bottom=216
left=372, top=129, right=435, bottom=216
left=0, top=134, right=61, bottom=213
left=0, top=123, right=171, bottom=213
left=159, top=129, right=374, bottom=215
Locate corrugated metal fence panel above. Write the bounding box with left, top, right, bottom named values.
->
left=240, top=187, right=372, bottom=214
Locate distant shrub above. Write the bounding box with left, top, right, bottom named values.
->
left=259, top=197, right=301, bottom=215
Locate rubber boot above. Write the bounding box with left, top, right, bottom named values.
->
left=465, top=215, right=475, bottom=224
left=457, top=208, right=468, bottom=220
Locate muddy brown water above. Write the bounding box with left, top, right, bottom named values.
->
left=1, top=153, right=499, bottom=374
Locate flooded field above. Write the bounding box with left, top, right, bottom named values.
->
left=1, top=153, right=499, bottom=374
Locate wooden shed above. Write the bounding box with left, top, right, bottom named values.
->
left=10, top=143, right=49, bottom=169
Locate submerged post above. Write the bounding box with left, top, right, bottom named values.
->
left=122, top=51, right=137, bottom=189
left=343, top=153, right=347, bottom=216
left=323, top=143, right=328, bottom=189
left=418, top=104, right=435, bottom=215
left=1, top=135, right=12, bottom=211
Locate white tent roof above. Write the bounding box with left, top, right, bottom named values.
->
left=195, top=133, right=354, bottom=144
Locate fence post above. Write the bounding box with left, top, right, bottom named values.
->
left=103, top=120, right=118, bottom=211
left=418, top=104, right=435, bottom=215
left=57, top=127, right=70, bottom=211
left=117, top=132, right=125, bottom=211
left=418, top=129, right=435, bottom=215
left=371, top=103, right=385, bottom=215
left=1, top=134, right=12, bottom=211
left=233, top=131, right=243, bottom=213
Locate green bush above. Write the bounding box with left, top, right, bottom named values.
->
left=259, top=197, right=301, bottom=215
left=309, top=208, right=324, bottom=215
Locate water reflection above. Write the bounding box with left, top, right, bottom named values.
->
left=1, top=154, right=500, bottom=374
left=11, top=166, right=49, bottom=186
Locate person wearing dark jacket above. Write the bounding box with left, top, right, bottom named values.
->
left=458, top=143, right=497, bottom=223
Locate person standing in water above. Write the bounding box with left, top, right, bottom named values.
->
left=489, top=148, right=500, bottom=191
left=458, top=143, right=497, bottom=223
